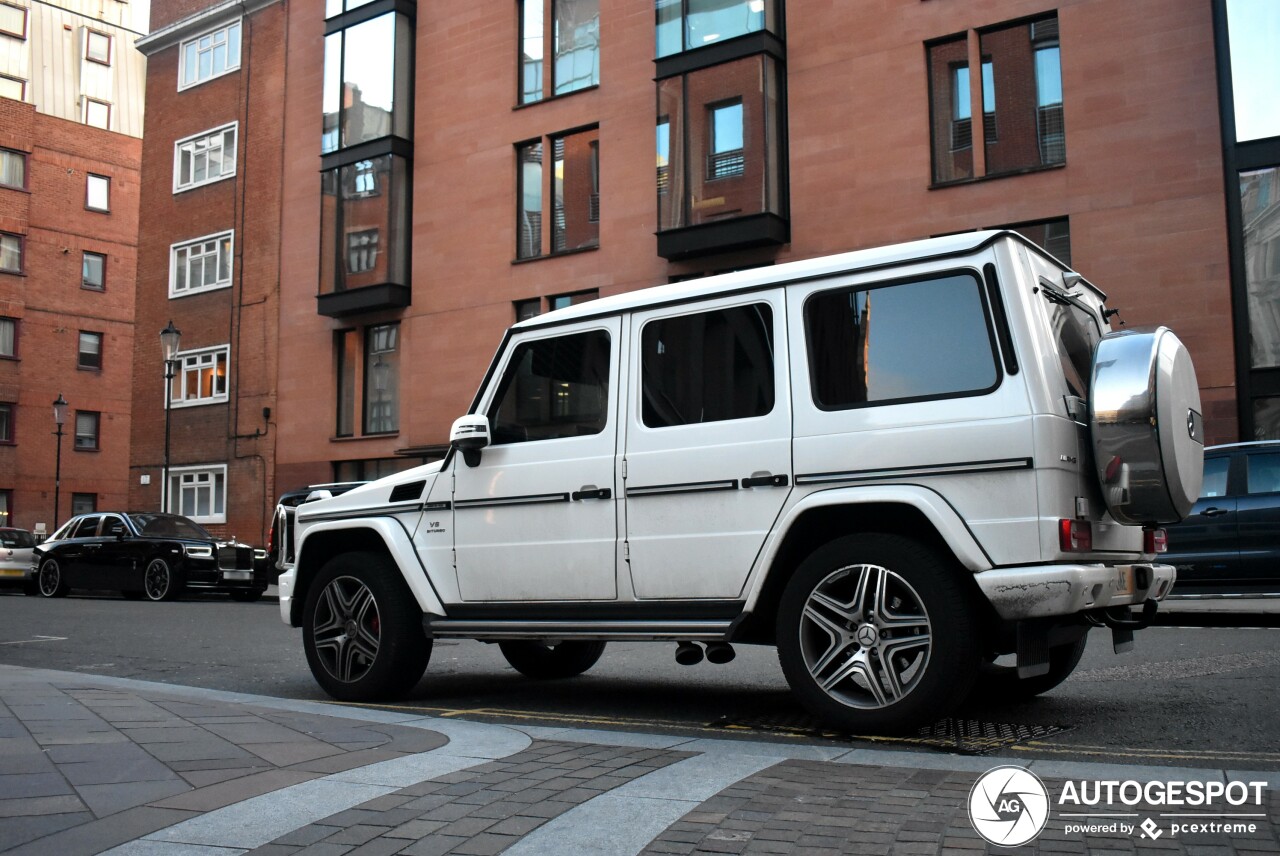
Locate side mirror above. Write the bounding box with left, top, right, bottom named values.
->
left=450, top=415, right=491, bottom=468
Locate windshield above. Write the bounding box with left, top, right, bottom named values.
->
left=128, top=514, right=213, bottom=540
left=1042, top=283, right=1102, bottom=400
left=0, top=530, right=34, bottom=548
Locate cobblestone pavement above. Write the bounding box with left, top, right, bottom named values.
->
left=0, top=665, right=1276, bottom=856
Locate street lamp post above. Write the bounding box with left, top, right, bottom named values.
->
left=52, top=394, right=67, bottom=529
left=159, top=321, right=182, bottom=513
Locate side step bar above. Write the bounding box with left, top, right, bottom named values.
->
left=423, top=616, right=736, bottom=642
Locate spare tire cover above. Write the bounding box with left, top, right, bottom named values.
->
left=1090, top=327, right=1204, bottom=525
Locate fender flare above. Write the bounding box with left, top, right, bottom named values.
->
left=742, top=484, right=993, bottom=611
left=293, top=517, right=445, bottom=624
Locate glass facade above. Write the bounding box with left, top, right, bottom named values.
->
left=1227, top=0, right=1280, bottom=143
left=363, top=323, right=400, bottom=434
left=321, top=13, right=412, bottom=154
left=520, top=0, right=600, bottom=104
left=320, top=155, right=409, bottom=295
left=657, top=0, right=779, bottom=57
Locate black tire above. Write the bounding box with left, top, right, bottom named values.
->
left=144, top=558, right=182, bottom=602
left=978, top=635, right=1089, bottom=701
left=122, top=590, right=145, bottom=601
left=230, top=588, right=265, bottom=603
left=37, top=558, right=70, bottom=598
left=776, top=534, right=979, bottom=735
left=302, top=551, right=430, bottom=701
left=499, top=641, right=607, bottom=680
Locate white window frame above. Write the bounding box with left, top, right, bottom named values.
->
left=169, top=230, right=234, bottom=298
left=167, top=464, right=227, bottom=524
left=87, top=173, right=110, bottom=212
left=85, top=29, right=112, bottom=65
left=178, top=20, right=242, bottom=91
left=173, top=122, right=238, bottom=193
left=84, top=97, right=111, bottom=129
left=0, top=2, right=27, bottom=39
left=170, top=345, right=230, bottom=408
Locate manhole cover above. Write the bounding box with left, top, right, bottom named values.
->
left=709, top=713, right=1069, bottom=755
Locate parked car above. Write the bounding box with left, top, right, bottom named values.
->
left=1163, top=441, right=1280, bottom=594
left=0, top=527, right=38, bottom=595
left=267, top=483, right=366, bottom=582
left=33, top=512, right=267, bottom=602
left=279, top=231, right=1202, bottom=734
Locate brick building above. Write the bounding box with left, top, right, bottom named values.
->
left=0, top=0, right=146, bottom=534
left=134, top=0, right=1278, bottom=538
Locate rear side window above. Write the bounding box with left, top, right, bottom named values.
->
left=1246, top=452, right=1280, bottom=495
left=805, top=273, right=999, bottom=409
left=1200, top=456, right=1230, bottom=498
left=1041, top=283, right=1101, bottom=400
left=641, top=304, right=774, bottom=428
left=488, top=330, right=611, bottom=444
left=72, top=515, right=102, bottom=538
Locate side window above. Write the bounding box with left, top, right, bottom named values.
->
left=1246, top=453, right=1280, bottom=495
left=101, top=515, right=127, bottom=536
left=641, top=304, right=774, bottom=428
left=487, top=330, right=610, bottom=444
left=73, top=516, right=101, bottom=538
left=805, top=273, right=999, bottom=409
left=1200, top=457, right=1231, bottom=499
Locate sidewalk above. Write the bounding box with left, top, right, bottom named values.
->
left=0, top=665, right=1276, bottom=855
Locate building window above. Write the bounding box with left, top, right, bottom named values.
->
left=0, top=490, right=10, bottom=526
left=319, top=155, right=409, bottom=296
left=0, top=317, right=14, bottom=357
left=71, top=493, right=97, bottom=514
left=346, top=229, right=379, bottom=273
left=168, top=465, right=227, bottom=523
left=656, top=0, right=779, bottom=57
left=174, top=123, right=237, bottom=192
left=179, top=21, right=241, bottom=89
left=78, top=331, right=103, bottom=370
left=515, top=299, right=541, bottom=321
left=321, top=12, right=412, bottom=154
left=998, top=217, right=1072, bottom=267
left=1227, top=0, right=1280, bottom=143
left=514, top=289, right=599, bottom=320
left=74, top=411, right=100, bottom=450
left=0, top=403, right=12, bottom=443
left=335, top=328, right=357, bottom=437
left=0, top=2, right=26, bottom=38
left=0, top=232, right=21, bottom=273
left=517, top=127, right=600, bottom=259
left=708, top=99, right=745, bottom=179
left=170, top=231, right=234, bottom=297
left=0, top=148, right=25, bottom=189
left=333, top=457, right=424, bottom=482
left=519, top=0, right=600, bottom=105
left=364, top=323, right=399, bottom=434
left=171, top=346, right=229, bottom=407
left=84, top=98, right=111, bottom=129
left=85, top=29, right=111, bottom=65
left=1240, top=168, right=1280, bottom=372
left=949, top=61, right=995, bottom=150
left=82, top=252, right=106, bottom=290
left=86, top=174, right=110, bottom=211
left=0, top=75, right=24, bottom=101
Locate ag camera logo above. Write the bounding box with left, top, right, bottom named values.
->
left=969, top=765, right=1050, bottom=846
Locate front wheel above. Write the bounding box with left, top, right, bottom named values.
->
left=499, top=641, right=606, bottom=680
left=776, top=534, right=979, bottom=735
left=38, top=559, right=70, bottom=598
left=144, top=558, right=182, bottom=601
left=302, top=552, right=430, bottom=701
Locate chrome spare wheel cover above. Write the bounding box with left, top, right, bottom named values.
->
left=145, top=560, right=170, bottom=599
left=798, top=563, right=932, bottom=710
left=312, top=575, right=381, bottom=684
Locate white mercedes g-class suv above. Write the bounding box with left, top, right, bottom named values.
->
left=280, top=231, right=1203, bottom=733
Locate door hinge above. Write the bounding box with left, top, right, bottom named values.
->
left=623, top=541, right=630, bottom=562
left=621, top=459, right=628, bottom=479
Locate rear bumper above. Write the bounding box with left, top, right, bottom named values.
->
left=975, top=562, right=1176, bottom=621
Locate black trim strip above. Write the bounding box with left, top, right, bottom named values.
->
left=795, top=458, right=1034, bottom=486
left=298, top=503, right=424, bottom=522
left=626, top=479, right=739, bottom=498
left=440, top=600, right=745, bottom=621
left=983, top=262, right=1019, bottom=376
left=454, top=492, right=571, bottom=510
left=423, top=501, right=452, bottom=511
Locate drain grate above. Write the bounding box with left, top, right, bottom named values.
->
left=709, top=713, right=1070, bottom=755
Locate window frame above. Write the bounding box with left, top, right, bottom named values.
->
left=706, top=98, right=746, bottom=179
left=803, top=268, right=1005, bottom=412
left=0, top=74, right=25, bottom=102
left=0, top=147, right=26, bottom=190
left=73, top=410, right=101, bottom=451
left=0, top=317, right=16, bottom=358
left=177, top=19, right=242, bottom=91
left=0, top=402, right=14, bottom=445
left=170, top=345, right=230, bottom=408
left=362, top=322, right=400, bottom=436
left=77, top=330, right=104, bottom=371
left=0, top=2, right=27, bottom=39
left=83, top=98, right=111, bottom=129
left=517, top=0, right=601, bottom=105
left=173, top=122, right=239, bottom=193
left=0, top=232, right=22, bottom=275
left=82, top=251, right=106, bottom=290
left=85, top=29, right=112, bottom=65
left=71, top=493, right=98, bottom=515
left=86, top=173, right=110, bottom=212
left=169, top=230, right=235, bottom=298
left=166, top=464, right=228, bottom=524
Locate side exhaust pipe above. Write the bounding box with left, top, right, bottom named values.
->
left=705, top=642, right=735, bottom=664
left=675, top=641, right=704, bottom=665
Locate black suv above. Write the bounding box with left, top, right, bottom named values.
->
left=1163, top=441, right=1280, bottom=594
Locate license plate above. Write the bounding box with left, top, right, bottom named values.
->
left=0, top=569, right=22, bottom=578
left=1115, top=566, right=1135, bottom=596
left=222, top=571, right=253, bottom=581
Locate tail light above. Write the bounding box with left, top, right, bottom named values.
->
left=1144, top=527, right=1168, bottom=554
left=1059, top=518, right=1093, bottom=552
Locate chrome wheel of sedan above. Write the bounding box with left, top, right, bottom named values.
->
left=38, top=558, right=69, bottom=598
left=311, top=575, right=382, bottom=684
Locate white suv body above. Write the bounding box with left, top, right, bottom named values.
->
left=280, top=231, right=1203, bottom=733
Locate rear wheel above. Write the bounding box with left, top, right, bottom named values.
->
left=499, top=641, right=606, bottom=680
left=37, top=558, right=70, bottom=598
left=776, top=534, right=979, bottom=735
left=302, top=552, right=430, bottom=701
left=978, top=635, right=1089, bottom=701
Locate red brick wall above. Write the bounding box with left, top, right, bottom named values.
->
left=0, top=99, right=139, bottom=532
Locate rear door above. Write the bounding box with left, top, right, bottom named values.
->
left=1238, top=449, right=1280, bottom=587
left=1164, top=454, right=1239, bottom=587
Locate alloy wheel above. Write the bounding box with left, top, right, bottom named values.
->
left=38, top=560, right=62, bottom=597
left=311, top=575, right=382, bottom=684
left=145, top=559, right=171, bottom=601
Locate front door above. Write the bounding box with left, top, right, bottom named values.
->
left=453, top=319, right=621, bottom=601
left=623, top=295, right=791, bottom=600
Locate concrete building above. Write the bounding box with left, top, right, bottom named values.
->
left=0, top=0, right=147, bottom=534
left=132, top=0, right=1278, bottom=541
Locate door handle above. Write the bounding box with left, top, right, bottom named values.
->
left=572, top=486, right=612, bottom=501
left=741, top=473, right=789, bottom=488
left=1200, top=507, right=1228, bottom=518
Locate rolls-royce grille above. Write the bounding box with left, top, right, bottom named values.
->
left=218, top=546, right=253, bottom=571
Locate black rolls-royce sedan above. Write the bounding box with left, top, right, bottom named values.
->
left=33, top=512, right=267, bottom=602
